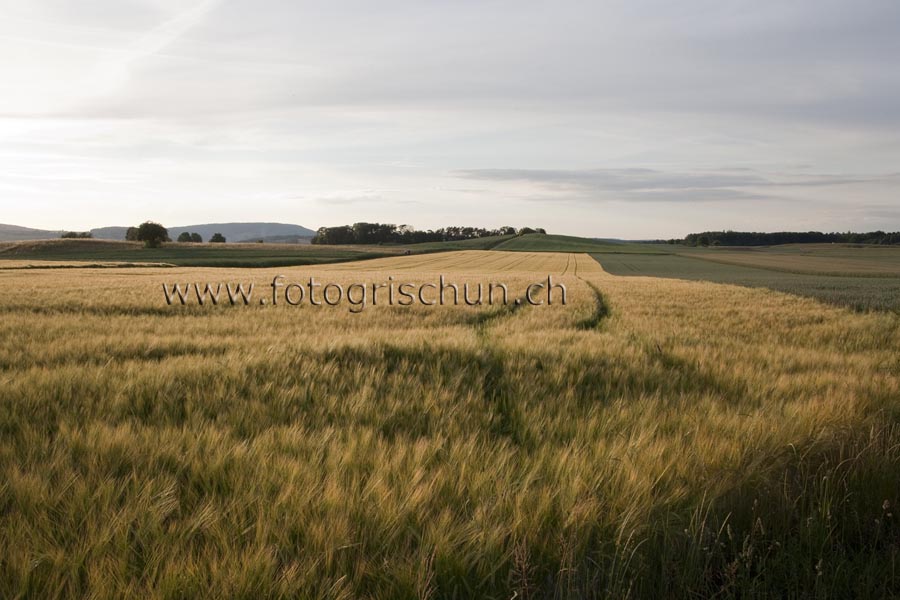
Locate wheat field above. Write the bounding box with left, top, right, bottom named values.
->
left=1, top=250, right=899, bottom=598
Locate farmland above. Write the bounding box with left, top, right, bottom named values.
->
left=494, top=233, right=661, bottom=254
left=0, top=233, right=651, bottom=269
left=394, top=234, right=517, bottom=251
left=1, top=249, right=899, bottom=598
left=679, top=244, right=900, bottom=277
left=0, top=239, right=397, bottom=268
left=596, top=251, right=900, bottom=312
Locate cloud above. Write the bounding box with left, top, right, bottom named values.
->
left=79, top=0, right=219, bottom=105
left=314, top=193, right=423, bottom=207
left=455, top=167, right=766, bottom=202
left=455, top=167, right=892, bottom=203
left=6, top=0, right=898, bottom=130
left=2, top=1, right=900, bottom=236
left=314, top=194, right=383, bottom=206
left=458, top=167, right=765, bottom=189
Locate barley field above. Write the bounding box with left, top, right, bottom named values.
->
left=1, top=250, right=899, bottom=598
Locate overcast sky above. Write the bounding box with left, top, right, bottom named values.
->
left=1, top=0, right=899, bottom=238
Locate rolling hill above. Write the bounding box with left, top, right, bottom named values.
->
left=493, top=233, right=664, bottom=253
left=0, top=222, right=316, bottom=243
left=0, top=238, right=391, bottom=268
left=0, top=224, right=63, bottom=241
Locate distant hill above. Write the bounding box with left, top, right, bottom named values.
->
left=1, top=222, right=316, bottom=243
left=91, top=222, right=316, bottom=242
left=0, top=224, right=64, bottom=241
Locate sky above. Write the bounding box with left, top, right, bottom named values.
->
left=1, top=0, right=899, bottom=238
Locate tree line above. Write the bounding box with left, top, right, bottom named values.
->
left=676, top=230, right=900, bottom=247
left=124, top=222, right=226, bottom=247
left=311, top=223, right=545, bottom=245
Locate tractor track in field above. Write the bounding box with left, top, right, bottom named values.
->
left=560, top=253, right=572, bottom=276
left=467, top=275, right=533, bottom=447
left=572, top=254, right=611, bottom=330
left=468, top=252, right=606, bottom=446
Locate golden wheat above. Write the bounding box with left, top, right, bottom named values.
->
left=1, top=251, right=898, bottom=598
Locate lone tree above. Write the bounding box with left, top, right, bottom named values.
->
left=209, top=232, right=226, bottom=243
left=125, top=226, right=139, bottom=241
left=190, top=232, right=202, bottom=243
left=137, top=221, right=169, bottom=248
left=177, top=232, right=192, bottom=243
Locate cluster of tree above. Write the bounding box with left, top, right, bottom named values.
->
left=681, top=230, right=900, bottom=247
left=60, top=231, right=92, bottom=239
left=125, top=222, right=227, bottom=247
left=125, top=226, right=155, bottom=243
left=127, top=222, right=170, bottom=248
left=176, top=232, right=204, bottom=243
left=311, top=223, right=545, bottom=245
